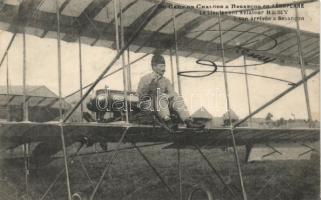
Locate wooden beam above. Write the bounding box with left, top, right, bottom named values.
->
left=224, top=24, right=264, bottom=46
left=62, top=0, right=113, bottom=41
left=3, top=0, right=36, bottom=33
left=249, top=31, right=289, bottom=51
left=185, top=18, right=229, bottom=57
left=40, top=0, right=72, bottom=37
left=110, top=4, right=165, bottom=48
left=91, top=0, right=138, bottom=46
left=0, top=4, right=75, bottom=33
left=302, top=44, right=320, bottom=57
left=207, top=22, right=244, bottom=44
left=277, top=37, right=314, bottom=55
left=305, top=51, right=320, bottom=61
left=134, top=11, right=186, bottom=53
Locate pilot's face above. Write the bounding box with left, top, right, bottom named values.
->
left=152, top=63, right=166, bottom=77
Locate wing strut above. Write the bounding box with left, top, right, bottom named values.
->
left=218, top=13, right=248, bottom=200
left=243, top=56, right=252, bottom=125
left=22, top=24, right=30, bottom=199
left=172, top=8, right=183, bottom=200
left=169, top=48, right=175, bottom=87
left=78, top=36, right=84, bottom=122
left=295, top=7, right=313, bottom=127
left=6, top=51, right=9, bottom=94
left=118, top=0, right=129, bottom=123
left=22, top=31, right=28, bottom=122
left=0, top=33, right=16, bottom=70
left=55, top=1, right=72, bottom=199
left=172, top=8, right=182, bottom=95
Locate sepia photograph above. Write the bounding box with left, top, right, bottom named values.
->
left=0, top=0, right=319, bottom=199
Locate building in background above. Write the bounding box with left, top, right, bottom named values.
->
left=0, top=85, right=70, bottom=122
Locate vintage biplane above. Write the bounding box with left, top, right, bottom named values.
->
left=0, top=0, right=319, bottom=199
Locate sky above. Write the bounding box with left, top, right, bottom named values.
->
left=0, top=0, right=319, bottom=120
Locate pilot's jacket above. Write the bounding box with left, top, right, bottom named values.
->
left=137, top=72, right=190, bottom=121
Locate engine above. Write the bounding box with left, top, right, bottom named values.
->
left=86, top=89, right=140, bottom=122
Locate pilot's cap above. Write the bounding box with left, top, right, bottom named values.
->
left=151, top=54, right=165, bottom=66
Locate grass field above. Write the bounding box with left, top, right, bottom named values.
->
left=0, top=144, right=319, bottom=200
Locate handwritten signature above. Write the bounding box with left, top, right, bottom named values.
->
left=177, top=29, right=278, bottom=77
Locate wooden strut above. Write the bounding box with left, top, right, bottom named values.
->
left=172, top=9, right=182, bottom=95
left=22, top=31, right=28, bottom=122
left=217, top=12, right=248, bottom=200
left=78, top=36, right=84, bottom=122
left=169, top=48, right=175, bottom=87
left=171, top=9, right=183, bottom=200
left=120, top=0, right=130, bottom=122
left=113, top=0, right=129, bottom=123
left=0, top=33, right=16, bottom=70
left=6, top=51, right=9, bottom=94
left=22, top=30, right=30, bottom=199
left=243, top=56, right=252, bottom=126
left=127, top=49, right=132, bottom=91
left=295, top=7, right=313, bottom=127
left=56, top=0, right=72, bottom=199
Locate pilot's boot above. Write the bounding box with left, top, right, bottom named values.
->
left=164, top=119, right=178, bottom=131
left=83, top=112, right=95, bottom=122
left=184, top=118, right=205, bottom=130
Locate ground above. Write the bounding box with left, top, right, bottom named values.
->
left=0, top=144, right=319, bottom=200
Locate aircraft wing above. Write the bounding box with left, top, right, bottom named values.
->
left=0, top=0, right=319, bottom=68
left=0, top=122, right=318, bottom=150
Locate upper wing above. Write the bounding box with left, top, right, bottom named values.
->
left=0, top=0, right=319, bottom=68
left=0, top=122, right=318, bottom=150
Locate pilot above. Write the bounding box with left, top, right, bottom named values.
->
left=137, top=54, right=204, bottom=130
